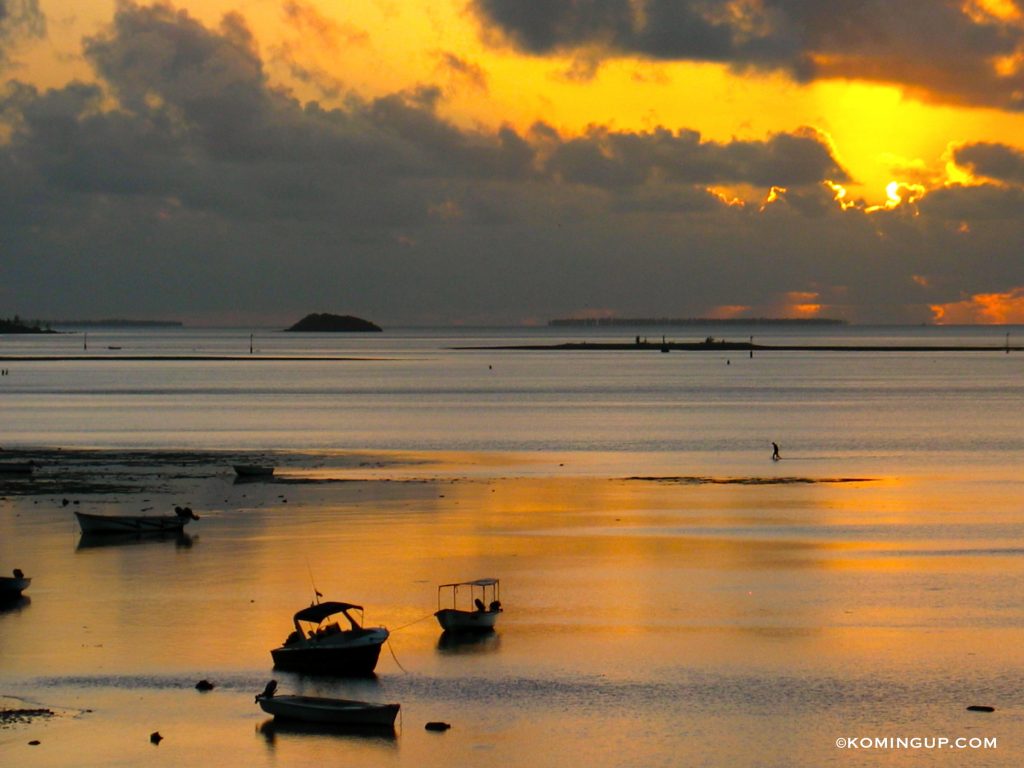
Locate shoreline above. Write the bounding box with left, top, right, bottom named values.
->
left=0, top=355, right=386, bottom=362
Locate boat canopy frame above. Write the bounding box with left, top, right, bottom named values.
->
left=292, top=601, right=365, bottom=630
left=437, top=578, right=500, bottom=611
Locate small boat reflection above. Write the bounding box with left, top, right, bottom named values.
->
left=436, top=628, right=500, bottom=654
left=257, top=718, right=398, bottom=744
left=0, top=595, right=31, bottom=613
left=76, top=530, right=195, bottom=550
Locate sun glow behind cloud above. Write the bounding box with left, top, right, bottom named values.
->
left=930, top=289, right=1024, bottom=324
left=6, top=0, right=1024, bottom=324
left=28, top=0, right=1024, bottom=208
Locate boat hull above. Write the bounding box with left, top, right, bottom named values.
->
left=234, top=465, right=274, bottom=477
left=258, top=695, right=399, bottom=726
left=0, top=576, right=30, bottom=598
left=271, top=640, right=385, bottom=676
left=75, top=512, right=189, bottom=534
left=0, top=462, right=34, bottom=475
left=434, top=608, right=500, bottom=632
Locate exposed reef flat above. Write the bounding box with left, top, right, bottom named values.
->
left=455, top=340, right=1023, bottom=353
left=625, top=475, right=874, bottom=485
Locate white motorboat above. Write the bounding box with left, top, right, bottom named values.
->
left=434, top=578, right=502, bottom=633
left=271, top=601, right=389, bottom=676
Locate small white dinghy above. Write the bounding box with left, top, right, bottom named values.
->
left=434, top=578, right=502, bottom=633
left=255, top=680, right=400, bottom=727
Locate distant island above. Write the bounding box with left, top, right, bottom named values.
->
left=0, top=316, right=57, bottom=334
left=549, top=317, right=847, bottom=327
left=285, top=313, right=382, bottom=332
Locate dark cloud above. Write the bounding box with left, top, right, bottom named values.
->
left=1, top=1, right=1022, bottom=325
left=547, top=125, right=848, bottom=188
left=918, top=182, right=1024, bottom=221
left=953, top=142, right=1024, bottom=185
left=471, top=0, right=1024, bottom=109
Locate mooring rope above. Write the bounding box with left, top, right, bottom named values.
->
left=385, top=637, right=408, bottom=673
left=389, top=612, right=435, bottom=633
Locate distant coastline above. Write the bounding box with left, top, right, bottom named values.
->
left=0, top=316, right=57, bottom=334
left=53, top=319, right=183, bottom=327
left=549, top=317, right=847, bottom=327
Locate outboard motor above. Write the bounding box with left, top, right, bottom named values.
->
left=256, top=679, right=278, bottom=702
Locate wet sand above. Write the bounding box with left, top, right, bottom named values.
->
left=1, top=449, right=1020, bottom=767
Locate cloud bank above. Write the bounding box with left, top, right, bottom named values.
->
left=471, top=0, right=1024, bottom=110
left=1, top=2, right=1023, bottom=325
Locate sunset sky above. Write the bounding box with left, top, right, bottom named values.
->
left=3, top=0, right=1024, bottom=325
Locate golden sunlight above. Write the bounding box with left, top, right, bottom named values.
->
left=930, top=288, right=1024, bottom=323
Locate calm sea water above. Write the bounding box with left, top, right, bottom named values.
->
left=2, top=325, right=1023, bottom=767
left=1, top=324, right=1022, bottom=459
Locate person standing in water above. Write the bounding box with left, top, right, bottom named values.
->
left=771, top=442, right=780, bottom=461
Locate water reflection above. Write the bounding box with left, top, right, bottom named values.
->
left=436, top=629, right=500, bottom=654
left=76, top=531, right=196, bottom=550
left=0, top=594, right=31, bottom=613
left=256, top=718, right=398, bottom=744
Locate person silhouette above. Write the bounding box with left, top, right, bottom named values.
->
left=771, top=442, right=780, bottom=461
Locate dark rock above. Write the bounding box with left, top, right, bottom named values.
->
left=195, top=679, right=215, bottom=691
left=150, top=731, right=163, bottom=744
left=425, top=721, right=451, bottom=731
left=284, top=313, right=382, bottom=333
left=966, top=705, right=995, bottom=712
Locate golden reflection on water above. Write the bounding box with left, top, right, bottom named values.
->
left=3, top=451, right=1024, bottom=766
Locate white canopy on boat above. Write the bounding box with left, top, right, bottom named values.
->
left=438, top=578, right=498, bottom=588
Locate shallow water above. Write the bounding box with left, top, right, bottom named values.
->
left=2, top=326, right=1023, bottom=766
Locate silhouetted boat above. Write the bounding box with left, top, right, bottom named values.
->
left=0, top=569, right=30, bottom=599
left=0, top=462, right=34, bottom=475
left=255, top=680, right=399, bottom=726
left=75, top=507, right=199, bottom=534
left=271, top=601, right=389, bottom=675
left=434, top=578, right=502, bottom=633
left=234, top=464, right=274, bottom=477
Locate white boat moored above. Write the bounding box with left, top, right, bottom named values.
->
left=434, top=578, right=502, bottom=633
